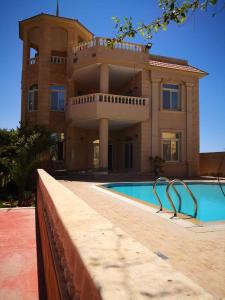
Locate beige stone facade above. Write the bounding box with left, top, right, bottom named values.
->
left=19, top=13, right=207, bottom=177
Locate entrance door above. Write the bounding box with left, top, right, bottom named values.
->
left=108, top=144, right=113, bottom=171
left=57, top=141, right=64, bottom=160
left=124, top=142, right=133, bottom=169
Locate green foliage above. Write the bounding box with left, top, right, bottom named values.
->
left=112, top=0, right=223, bottom=48
left=0, top=124, right=55, bottom=206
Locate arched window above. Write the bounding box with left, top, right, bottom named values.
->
left=28, top=84, right=38, bottom=111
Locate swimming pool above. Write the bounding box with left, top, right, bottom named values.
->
left=105, top=182, right=225, bottom=222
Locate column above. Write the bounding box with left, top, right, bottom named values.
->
left=99, top=118, right=108, bottom=170
left=141, top=69, right=150, bottom=98
left=151, top=78, right=161, bottom=157
left=140, top=120, right=151, bottom=172
left=21, top=35, right=29, bottom=124
left=186, top=82, right=194, bottom=177
left=67, top=29, right=78, bottom=77
left=100, top=63, right=109, bottom=93
left=38, top=24, right=51, bottom=125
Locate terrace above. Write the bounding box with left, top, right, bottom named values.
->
left=67, top=93, right=149, bottom=127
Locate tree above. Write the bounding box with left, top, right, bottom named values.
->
left=0, top=129, right=17, bottom=190
left=112, top=0, right=224, bottom=48
left=0, top=125, right=55, bottom=206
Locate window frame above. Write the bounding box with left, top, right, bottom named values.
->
left=162, top=83, right=181, bottom=111
left=50, top=132, right=65, bottom=160
left=161, top=131, right=181, bottom=162
left=50, top=85, right=66, bottom=112
left=27, top=84, right=38, bottom=112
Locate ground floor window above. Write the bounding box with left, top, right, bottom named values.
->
left=162, top=132, right=181, bottom=162
left=50, top=132, right=65, bottom=160
left=93, top=139, right=100, bottom=169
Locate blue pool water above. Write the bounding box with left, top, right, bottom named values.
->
left=105, top=182, right=225, bottom=222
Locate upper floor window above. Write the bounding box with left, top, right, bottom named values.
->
left=162, top=84, right=180, bottom=110
left=162, top=132, right=181, bottom=162
left=28, top=84, right=38, bottom=111
left=50, top=86, right=65, bottom=111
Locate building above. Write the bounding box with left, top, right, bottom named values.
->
left=19, top=13, right=207, bottom=177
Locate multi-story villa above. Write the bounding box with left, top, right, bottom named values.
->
left=19, top=13, right=207, bottom=177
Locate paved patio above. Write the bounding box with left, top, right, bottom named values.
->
left=0, top=208, right=46, bottom=300
left=61, top=179, right=225, bottom=299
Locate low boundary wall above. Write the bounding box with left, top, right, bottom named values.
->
left=37, top=170, right=101, bottom=300
left=200, top=152, right=225, bottom=176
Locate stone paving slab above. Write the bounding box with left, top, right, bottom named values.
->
left=62, top=180, right=225, bottom=299
left=0, top=208, right=43, bottom=300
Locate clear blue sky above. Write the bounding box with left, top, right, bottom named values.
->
left=0, top=0, right=224, bottom=152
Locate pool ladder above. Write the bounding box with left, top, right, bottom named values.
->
left=153, top=177, right=198, bottom=218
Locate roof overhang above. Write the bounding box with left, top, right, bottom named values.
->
left=19, top=13, right=93, bottom=40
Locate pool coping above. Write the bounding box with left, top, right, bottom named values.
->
left=92, top=180, right=225, bottom=231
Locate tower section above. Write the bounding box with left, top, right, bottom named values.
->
left=19, top=13, right=93, bottom=133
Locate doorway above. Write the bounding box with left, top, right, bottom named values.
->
left=124, top=142, right=133, bottom=169
left=108, top=144, right=113, bottom=171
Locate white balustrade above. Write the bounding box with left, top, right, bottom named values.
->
left=73, top=37, right=146, bottom=53
left=50, top=56, right=67, bottom=64
left=69, top=93, right=149, bottom=106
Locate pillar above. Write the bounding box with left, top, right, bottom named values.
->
left=100, top=63, right=109, bottom=94
left=140, top=120, right=151, bottom=172
left=37, top=24, right=51, bottom=125
left=67, top=29, right=78, bottom=77
left=141, top=69, right=150, bottom=98
left=21, top=35, right=29, bottom=124
left=151, top=78, right=161, bottom=157
left=186, top=82, right=194, bottom=177
left=99, top=118, right=108, bottom=170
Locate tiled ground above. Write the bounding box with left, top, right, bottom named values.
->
left=62, top=180, right=225, bottom=300
left=0, top=208, right=46, bottom=300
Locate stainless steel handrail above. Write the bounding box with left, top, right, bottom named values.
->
left=166, top=179, right=198, bottom=218
left=153, top=177, right=181, bottom=215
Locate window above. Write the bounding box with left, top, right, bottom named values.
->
left=50, top=86, right=65, bottom=111
left=50, top=132, right=65, bottom=160
left=28, top=84, right=38, bottom=111
left=93, top=140, right=100, bottom=169
left=162, top=84, right=180, bottom=110
left=162, top=132, right=181, bottom=162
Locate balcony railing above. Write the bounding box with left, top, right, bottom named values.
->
left=73, top=37, right=147, bottom=54
left=69, top=93, right=149, bottom=106
left=50, top=56, right=67, bottom=64
left=27, top=56, right=67, bottom=65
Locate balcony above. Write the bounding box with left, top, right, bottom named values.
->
left=27, top=56, right=67, bottom=65
left=73, top=37, right=148, bottom=53
left=71, top=37, right=149, bottom=67
left=66, top=93, right=150, bottom=128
